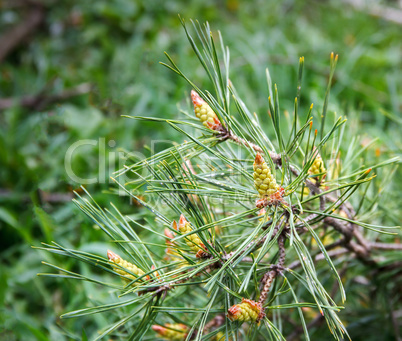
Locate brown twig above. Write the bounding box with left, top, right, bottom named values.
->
left=221, top=128, right=281, bottom=164
left=256, top=233, right=286, bottom=321
left=0, top=189, right=74, bottom=203
left=0, top=83, right=92, bottom=111
left=370, top=242, right=402, bottom=251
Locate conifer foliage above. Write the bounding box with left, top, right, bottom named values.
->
left=37, top=19, right=400, bottom=340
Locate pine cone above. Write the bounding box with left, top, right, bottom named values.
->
left=227, top=298, right=262, bottom=323
left=164, top=227, right=182, bottom=262
left=253, top=153, right=279, bottom=198
left=191, top=90, right=222, bottom=130
left=308, top=152, right=326, bottom=183
left=177, top=214, right=208, bottom=257
left=107, top=250, right=147, bottom=284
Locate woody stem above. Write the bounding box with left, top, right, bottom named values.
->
left=221, top=131, right=379, bottom=266
left=256, top=233, right=286, bottom=321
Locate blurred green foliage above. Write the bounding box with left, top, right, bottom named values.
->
left=0, top=0, right=400, bottom=340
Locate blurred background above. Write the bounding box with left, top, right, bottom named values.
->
left=0, top=0, right=401, bottom=340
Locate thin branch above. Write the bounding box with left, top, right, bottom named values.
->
left=370, top=242, right=402, bottom=251
left=257, top=233, right=286, bottom=321
left=0, top=189, right=74, bottom=203
left=224, top=129, right=281, bottom=164
left=223, top=129, right=379, bottom=266
left=0, top=83, right=92, bottom=111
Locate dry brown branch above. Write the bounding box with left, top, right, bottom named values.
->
left=0, top=83, right=91, bottom=111
left=370, top=242, right=402, bottom=251
left=0, top=2, right=45, bottom=62
left=0, top=189, right=74, bottom=203
left=256, top=233, right=287, bottom=321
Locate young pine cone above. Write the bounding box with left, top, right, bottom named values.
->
left=163, top=228, right=182, bottom=263
left=253, top=152, right=279, bottom=198
left=176, top=214, right=208, bottom=257
left=191, top=90, right=222, bottom=130
left=152, top=323, right=188, bottom=340
left=227, top=298, right=263, bottom=323
left=308, top=153, right=326, bottom=182
left=107, top=250, right=147, bottom=284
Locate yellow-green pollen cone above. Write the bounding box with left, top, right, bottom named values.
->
left=107, top=250, right=147, bottom=284
left=152, top=323, right=188, bottom=340
left=227, top=298, right=263, bottom=323
left=308, top=153, right=326, bottom=182
left=177, top=214, right=207, bottom=256
left=253, top=152, right=279, bottom=198
left=191, top=90, right=222, bottom=130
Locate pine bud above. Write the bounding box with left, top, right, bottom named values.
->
left=191, top=90, right=222, bottom=131
left=152, top=323, right=188, bottom=340
left=308, top=152, right=326, bottom=182
left=253, top=153, right=279, bottom=198
left=107, top=250, right=147, bottom=284
left=164, top=228, right=175, bottom=246
left=177, top=214, right=208, bottom=257
left=227, top=298, right=262, bottom=323
left=164, top=226, right=182, bottom=262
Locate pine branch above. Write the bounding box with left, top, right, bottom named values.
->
left=37, top=19, right=400, bottom=341
left=257, top=233, right=287, bottom=321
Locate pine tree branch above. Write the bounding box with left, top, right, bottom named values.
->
left=139, top=261, right=221, bottom=297
left=0, top=83, right=91, bottom=111
left=220, top=128, right=281, bottom=164
left=222, top=216, right=283, bottom=264
left=369, top=242, right=402, bottom=251
left=257, top=233, right=287, bottom=322
left=220, top=128, right=377, bottom=262
left=227, top=128, right=392, bottom=270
